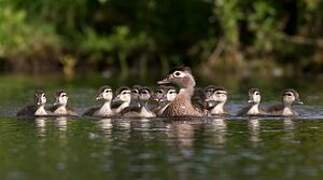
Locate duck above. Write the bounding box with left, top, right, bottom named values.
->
left=112, top=87, right=132, bottom=115
left=158, top=66, right=203, bottom=117
left=49, top=90, right=78, bottom=116
left=121, top=87, right=156, bottom=118
left=17, top=90, right=51, bottom=117
left=266, top=89, right=303, bottom=116
left=204, top=86, right=228, bottom=116
left=151, top=86, right=177, bottom=116
left=237, top=88, right=267, bottom=116
left=83, top=86, right=114, bottom=117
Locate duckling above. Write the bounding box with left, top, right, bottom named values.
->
left=204, top=86, right=228, bottom=116
left=266, top=89, right=303, bottom=116
left=151, top=86, right=177, bottom=116
left=237, top=88, right=267, bottom=116
left=122, top=87, right=156, bottom=118
left=49, top=90, right=78, bottom=116
left=17, top=90, right=50, bottom=117
left=83, top=86, right=114, bottom=117
left=112, top=87, right=132, bottom=114
left=158, top=66, right=203, bottom=117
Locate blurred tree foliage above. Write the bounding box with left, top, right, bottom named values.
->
left=0, top=0, right=322, bottom=76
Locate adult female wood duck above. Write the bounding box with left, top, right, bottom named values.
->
left=158, top=66, right=203, bottom=117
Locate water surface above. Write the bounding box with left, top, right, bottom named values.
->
left=1, top=75, right=323, bottom=180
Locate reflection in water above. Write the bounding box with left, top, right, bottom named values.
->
left=35, top=117, right=47, bottom=137
left=211, top=118, right=227, bottom=145
left=283, top=118, right=295, bottom=141
left=97, top=118, right=112, bottom=138
left=166, top=122, right=195, bottom=148
left=55, top=117, right=67, bottom=132
left=248, top=118, right=260, bottom=144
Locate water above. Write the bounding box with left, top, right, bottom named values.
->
left=1, top=75, right=323, bottom=180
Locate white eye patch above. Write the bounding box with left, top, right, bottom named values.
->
left=173, top=71, right=185, bottom=77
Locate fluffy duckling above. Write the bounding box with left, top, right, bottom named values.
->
left=158, top=66, right=203, bottom=117
left=122, top=87, right=156, bottom=118
left=17, top=90, right=50, bottom=117
left=49, top=90, right=78, bottom=116
left=83, top=86, right=114, bottom=117
left=151, top=86, right=177, bottom=116
left=204, top=86, right=228, bottom=116
left=266, top=89, right=303, bottom=116
left=112, top=87, right=132, bottom=115
left=237, top=88, right=267, bottom=116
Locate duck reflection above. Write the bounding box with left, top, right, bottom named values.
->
left=283, top=118, right=295, bottom=141
left=166, top=121, right=195, bottom=148
left=248, top=118, right=260, bottom=144
left=97, top=118, right=113, bottom=138
left=210, top=118, right=227, bottom=145
left=55, top=117, right=67, bottom=132
left=35, top=117, right=47, bottom=137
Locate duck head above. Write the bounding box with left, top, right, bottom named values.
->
left=34, top=90, right=47, bottom=106
left=158, top=66, right=196, bottom=88
left=96, top=86, right=113, bottom=101
left=248, top=88, right=261, bottom=105
left=282, top=89, right=303, bottom=106
left=54, top=90, right=69, bottom=106
left=204, top=86, right=227, bottom=106
left=166, top=87, right=177, bottom=101
left=139, top=87, right=152, bottom=102
left=114, top=87, right=132, bottom=104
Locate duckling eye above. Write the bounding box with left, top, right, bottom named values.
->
left=157, top=90, right=163, bottom=94
left=255, top=92, right=260, bottom=95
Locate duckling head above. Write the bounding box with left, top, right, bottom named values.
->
left=166, top=87, right=177, bottom=101
left=114, top=87, right=132, bottom=103
left=204, top=86, right=227, bottom=105
left=96, top=85, right=113, bottom=101
left=158, top=66, right=196, bottom=88
left=131, top=85, right=141, bottom=100
left=139, top=87, right=152, bottom=101
left=248, top=88, right=261, bottom=105
left=153, top=87, right=167, bottom=102
left=34, top=90, right=47, bottom=106
left=282, top=89, right=303, bottom=106
left=54, top=90, right=69, bottom=106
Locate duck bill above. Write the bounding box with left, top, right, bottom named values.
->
left=157, top=76, right=171, bottom=85
left=96, top=94, right=103, bottom=101
left=295, top=99, right=304, bottom=105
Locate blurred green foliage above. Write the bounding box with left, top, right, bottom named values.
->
left=0, top=0, right=322, bottom=76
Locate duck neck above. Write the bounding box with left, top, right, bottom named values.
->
left=210, top=102, right=225, bottom=114
left=116, top=100, right=131, bottom=113
left=100, top=101, right=111, bottom=111
left=178, top=86, right=194, bottom=100
left=247, top=103, right=260, bottom=114
left=35, top=105, right=47, bottom=116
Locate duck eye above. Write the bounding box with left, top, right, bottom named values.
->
left=255, top=92, right=260, bottom=95
left=174, top=71, right=182, bottom=77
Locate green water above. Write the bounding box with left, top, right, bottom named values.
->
left=1, top=75, right=323, bottom=180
